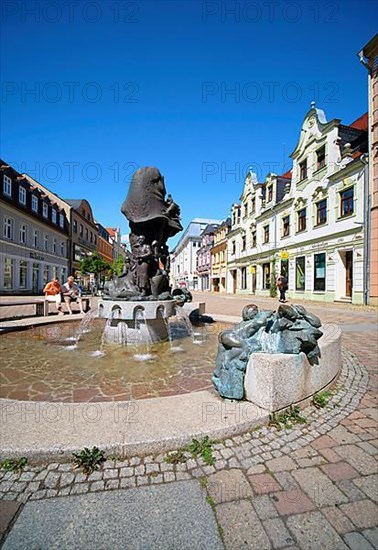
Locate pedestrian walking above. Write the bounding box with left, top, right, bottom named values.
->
left=276, top=274, right=288, bottom=303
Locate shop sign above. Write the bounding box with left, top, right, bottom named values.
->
left=30, top=252, right=44, bottom=261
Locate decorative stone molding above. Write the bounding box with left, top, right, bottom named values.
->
left=293, top=197, right=308, bottom=210
left=312, top=186, right=328, bottom=201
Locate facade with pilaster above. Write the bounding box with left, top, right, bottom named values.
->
left=359, top=34, right=378, bottom=305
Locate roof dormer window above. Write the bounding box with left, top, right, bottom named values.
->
left=19, top=186, right=26, bottom=205
left=3, top=175, right=12, bottom=197
left=42, top=202, right=48, bottom=218
left=32, top=195, right=38, bottom=212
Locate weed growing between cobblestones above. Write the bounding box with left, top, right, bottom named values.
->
left=164, top=437, right=216, bottom=466
left=206, top=495, right=216, bottom=508
left=72, top=447, right=106, bottom=475
left=0, top=457, right=28, bottom=472
left=164, top=450, right=187, bottom=464
left=313, top=390, right=333, bottom=409
left=185, top=436, right=216, bottom=466
left=268, top=405, right=307, bottom=431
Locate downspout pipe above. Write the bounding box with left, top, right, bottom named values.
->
left=358, top=50, right=372, bottom=305
left=361, top=153, right=370, bottom=305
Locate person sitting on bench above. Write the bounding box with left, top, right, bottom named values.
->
left=62, top=276, right=85, bottom=315
left=43, top=277, right=64, bottom=314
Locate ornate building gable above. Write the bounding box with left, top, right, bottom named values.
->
left=290, top=103, right=340, bottom=189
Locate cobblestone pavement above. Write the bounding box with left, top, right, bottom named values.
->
left=0, top=293, right=377, bottom=548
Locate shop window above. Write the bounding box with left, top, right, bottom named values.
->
left=314, top=253, right=326, bottom=291
left=263, top=263, right=270, bottom=289
left=3, top=258, right=14, bottom=289
left=19, top=261, right=28, bottom=289
left=296, top=257, right=305, bottom=290
left=240, top=267, right=247, bottom=289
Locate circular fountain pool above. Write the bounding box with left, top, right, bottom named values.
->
left=0, top=318, right=228, bottom=402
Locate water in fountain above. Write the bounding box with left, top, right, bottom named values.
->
left=60, top=308, right=98, bottom=350
left=90, top=313, right=113, bottom=357
left=133, top=308, right=154, bottom=361
left=175, top=305, right=195, bottom=342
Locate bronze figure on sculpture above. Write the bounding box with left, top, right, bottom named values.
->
left=103, top=167, right=182, bottom=301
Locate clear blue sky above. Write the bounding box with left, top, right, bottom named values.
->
left=1, top=0, right=376, bottom=247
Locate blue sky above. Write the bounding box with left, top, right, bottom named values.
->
left=1, top=0, right=376, bottom=247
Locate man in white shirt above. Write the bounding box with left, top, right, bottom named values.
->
left=62, top=276, right=85, bottom=314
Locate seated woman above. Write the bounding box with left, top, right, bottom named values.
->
left=43, top=277, right=64, bottom=314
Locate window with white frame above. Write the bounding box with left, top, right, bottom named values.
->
left=3, top=258, right=14, bottom=289
left=32, top=195, right=38, bottom=212
left=42, top=203, right=48, bottom=218
left=33, top=229, right=38, bottom=247
left=3, top=217, right=13, bottom=239
left=59, top=213, right=64, bottom=228
left=19, top=224, right=27, bottom=244
left=19, top=261, right=28, bottom=289
left=19, top=186, right=26, bottom=205
left=60, top=242, right=65, bottom=256
left=3, top=175, right=12, bottom=197
left=44, top=234, right=49, bottom=251
left=51, top=209, right=57, bottom=224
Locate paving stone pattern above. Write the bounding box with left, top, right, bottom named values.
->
left=1, top=294, right=377, bottom=548
left=1, top=348, right=377, bottom=548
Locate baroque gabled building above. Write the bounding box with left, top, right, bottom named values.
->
left=226, top=104, right=368, bottom=304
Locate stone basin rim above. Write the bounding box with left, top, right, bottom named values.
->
left=0, top=313, right=342, bottom=463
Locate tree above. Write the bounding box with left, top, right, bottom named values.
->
left=111, top=255, right=125, bottom=277
left=80, top=252, right=111, bottom=281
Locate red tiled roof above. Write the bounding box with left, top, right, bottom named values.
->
left=280, top=169, right=292, bottom=179
left=349, top=113, right=368, bottom=131
left=106, top=227, right=117, bottom=237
